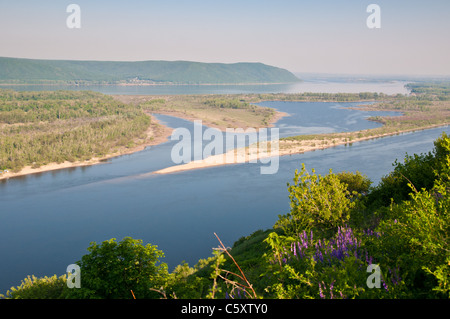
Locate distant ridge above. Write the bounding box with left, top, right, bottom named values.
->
left=0, top=57, right=301, bottom=85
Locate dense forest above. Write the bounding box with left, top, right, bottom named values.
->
left=0, top=89, right=151, bottom=172
left=0, top=57, right=300, bottom=85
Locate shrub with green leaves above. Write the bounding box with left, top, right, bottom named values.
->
left=67, top=237, right=169, bottom=299
left=368, top=132, right=450, bottom=208
left=1, top=275, right=68, bottom=299
left=373, top=148, right=450, bottom=298
left=264, top=226, right=408, bottom=299
left=275, top=164, right=356, bottom=238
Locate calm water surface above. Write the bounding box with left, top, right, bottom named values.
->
left=0, top=87, right=446, bottom=293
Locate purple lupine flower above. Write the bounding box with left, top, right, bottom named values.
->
left=389, top=267, right=402, bottom=285
left=319, top=282, right=324, bottom=299
left=382, top=278, right=389, bottom=292
left=315, top=247, right=324, bottom=262
left=330, top=281, right=335, bottom=299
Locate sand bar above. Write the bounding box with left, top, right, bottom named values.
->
left=152, top=123, right=449, bottom=175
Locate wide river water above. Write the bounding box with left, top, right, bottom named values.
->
left=0, top=80, right=448, bottom=293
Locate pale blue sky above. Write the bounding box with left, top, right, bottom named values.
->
left=0, top=0, right=449, bottom=75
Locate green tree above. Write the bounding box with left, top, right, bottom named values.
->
left=275, top=164, right=356, bottom=238
left=367, top=132, right=450, bottom=208
left=1, top=275, right=68, bottom=299
left=68, top=237, right=168, bottom=299
left=336, top=171, right=372, bottom=197
left=372, top=134, right=450, bottom=298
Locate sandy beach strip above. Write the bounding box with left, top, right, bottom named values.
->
left=154, top=141, right=279, bottom=174
left=152, top=123, right=449, bottom=175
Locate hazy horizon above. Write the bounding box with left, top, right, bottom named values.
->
left=1, top=0, right=449, bottom=77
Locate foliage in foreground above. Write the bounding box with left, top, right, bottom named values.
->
left=2, top=133, right=449, bottom=299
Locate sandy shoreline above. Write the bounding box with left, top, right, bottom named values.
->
left=152, top=123, right=449, bottom=175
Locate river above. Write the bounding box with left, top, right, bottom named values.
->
left=0, top=80, right=447, bottom=293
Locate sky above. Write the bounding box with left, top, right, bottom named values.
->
left=0, top=0, right=449, bottom=76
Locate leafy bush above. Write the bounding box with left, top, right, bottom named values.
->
left=264, top=227, right=407, bottom=299
left=275, top=164, right=356, bottom=238
left=367, top=132, right=450, bottom=208
left=1, top=275, right=68, bottom=299
left=67, top=237, right=169, bottom=299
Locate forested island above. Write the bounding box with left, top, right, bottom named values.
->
left=1, top=82, right=449, bottom=300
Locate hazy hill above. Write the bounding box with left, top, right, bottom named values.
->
left=0, top=57, right=301, bottom=85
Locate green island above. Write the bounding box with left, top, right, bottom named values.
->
left=1, top=82, right=449, bottom=299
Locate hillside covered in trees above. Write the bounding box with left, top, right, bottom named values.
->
left=0, top=57, right=301, bottom=85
